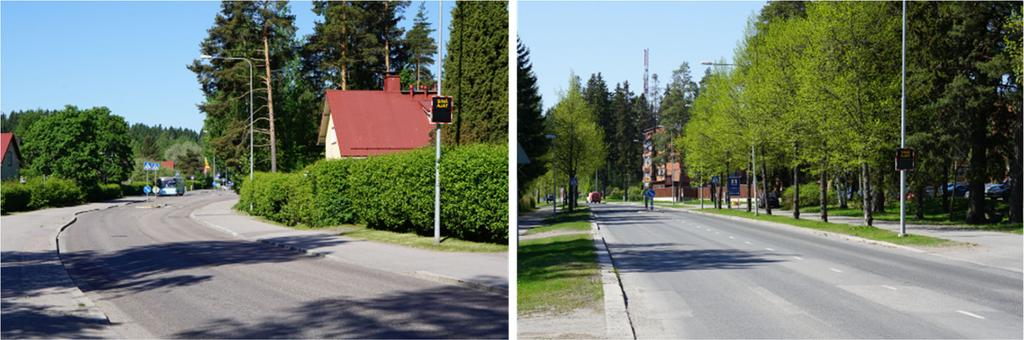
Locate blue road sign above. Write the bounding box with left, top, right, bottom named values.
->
left=645, top=189, right=656, bottom=198
left=711, top=176, right=720, bottom=185
left=570, top=176, right=578, bottom=186
left=143, top=162, right=160, bottom=171
left=143, top=185, right=152, bottom=194
left=728, top=176, right=741, bottom=196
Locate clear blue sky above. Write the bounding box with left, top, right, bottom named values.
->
left=1, top=1, right=451, bottom=132
left=519, top=1, right=766, bottom=112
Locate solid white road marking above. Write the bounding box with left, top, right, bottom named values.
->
left=882, top=285, right=898, bottom=290
left=765, top=248, right=775, bottom=251
left=744, top=241, right=752, bottom=245
left=830, top=268, right=843, bottom=273
left=792, top=256, right=803, bottom=260
left=956, top=310, right=986, bottom=320
left=729, top=236, right=735, bottom=240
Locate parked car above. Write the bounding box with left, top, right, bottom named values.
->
left=985, top=183, right=1010, bottom=200
left=758, top=192, right=781, bottom=209
left=947, top=183, right=970, bottom=197
left=544, top=194, right=555, bottom=203
left=587, top=191, right=603, bottom=204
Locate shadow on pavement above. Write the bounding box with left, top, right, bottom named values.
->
left=61, top=236, right=346, bottom=298
left=0, top=301, right=108, bottom=339
left=172, top=284, right=509, bottom=339
left=606, top=243, right=786, bottom=273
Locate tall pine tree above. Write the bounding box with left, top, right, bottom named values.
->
left=442, top=1, right=508, bottom=145
left=517, top=37, right=546, bottom=192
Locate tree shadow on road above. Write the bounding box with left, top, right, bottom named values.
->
left=1, top=301, right=110, bottom=339
left=606, top=243, right=787, bottom=273
left=172, top=284, right=509, bottom=339
left=60, top=235, right=347, bottom=298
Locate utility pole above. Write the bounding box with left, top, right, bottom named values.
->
left=753, top=144, right=759, bottom=216
left=898, top=0, right=908, bottom=237
left=434, top=0, right=443, bottom=244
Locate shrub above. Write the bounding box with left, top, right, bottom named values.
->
left=781, top=182, right=837, bottom=210
left=87, top=183, right=123, bottom=201
left=1, top=181, right=31, bottom=214
left=120, top=181, right=150, bottom=196
left=26, top=177, right=84, bottom=210
left=237, top=144, right=508, bottom=243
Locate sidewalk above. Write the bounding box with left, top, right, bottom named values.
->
left=648, top=202, right=1022, bottom=273
left=517, top=206, right=554, bottom=237
left=1, top=197, right=145, bottom=338
left=190, top=197, right=508, bottom=294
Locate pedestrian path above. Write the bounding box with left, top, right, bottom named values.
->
left=1, top=197, right=146, bottom=338
left=190, top=197, right=508, bottom=293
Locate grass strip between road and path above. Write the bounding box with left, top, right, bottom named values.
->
left=248, top=214, right=507, bottom=253
left=698, top=208, right=956, bottom=246
left=799, top=203, right=1022, bottom=234
left=518, top=206, right=602, bottom=316
left=519, top=233, right=602, bottom=315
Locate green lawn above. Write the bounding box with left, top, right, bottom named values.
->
left=797, top=204, right=1023, bottom=233
left=518, top=234, right=602, bottom=315
left=699, top=208, right=956, bottom=246
left=528, top=206, right=592, bottom=235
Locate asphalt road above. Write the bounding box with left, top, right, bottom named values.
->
left=58, top=191, right=507, bottom=339
left=593, top=203, right=1022, bottom=339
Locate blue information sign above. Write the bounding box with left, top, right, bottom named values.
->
left=727, top=176, right=741, bottom=196
left=143, top=185, right=152, bottom=194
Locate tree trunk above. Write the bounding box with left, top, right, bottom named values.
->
left=943, top=158, right=951, bottom=218
left=820, top=169, right=828, bottom=222
left=793, top=165, right=800, bottom=219
left=1010, top=126, right=1023, bottom=223
left=915, top=180, right=925, bottom=220
left=862, top=162, right=873, bottom=226
left=762, top=148, right=771, bottom=215
left=837, top=174, right=849, bottom=209
left=262, top=26, right=277, bottom=173
left=747, top=167, right=752, bottom=212
left=966, top=131, right=988, bottom=223
left=384, top=2, right=391, bottom=74
left=873, top=170, right=885, bottom=213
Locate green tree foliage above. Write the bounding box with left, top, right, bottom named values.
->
left=1, top=109, right=57, bottom=137
left=610, top=81, right=641, bottom=192
left=517, top=38, right=548, bottom=193
left=305, top=1, right=408, bottom=92
left=164, top=141, right=204, bottom=177
left=20, top=106, right=133, bottom=189
left=404, top=2, right=437, bottom=89
left=442, top=1, right=508, bottom=145
left=547, top=73, right=605, bottom=211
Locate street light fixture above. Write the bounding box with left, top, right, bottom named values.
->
left=200, top=54, right=255, bottom=211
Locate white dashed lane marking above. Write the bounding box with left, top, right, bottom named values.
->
left=882, top=285, right=898, bottom=291
left=829, top=268, right=843, bottom=273
left=765, top=248, right=775, bottom=251
left=956, top=310, right=986, bottom=320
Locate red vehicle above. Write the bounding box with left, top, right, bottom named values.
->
left=587, top=191, right=603, bottom=204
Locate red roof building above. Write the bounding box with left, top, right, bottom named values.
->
left=1, top=132, right=23, bottom=181
left=317, top=74, right=436, bottom=158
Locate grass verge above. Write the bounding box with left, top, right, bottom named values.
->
left=797, top=206, right=1023, bottom=233
left=699, top=208, right=955, bottom=247
left=245, top=212, right=507, bottom=253
left=527, top=207, right=592, bottom=235
left=518, top=234, right=602, bottom=315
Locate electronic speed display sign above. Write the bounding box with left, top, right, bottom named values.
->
left=895, top=148, right=915, bottom=171
left=431, top=96, right=453, bottom=124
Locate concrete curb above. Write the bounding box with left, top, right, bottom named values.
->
left=53, top=199, right=146, bottom=326
left=591, top=221, right=636, bottom=340
left=188, top=209, right=509, bottom=296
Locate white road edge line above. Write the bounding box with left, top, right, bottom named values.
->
left=882, top=285, right=898, bottom=290
left=956, top=310, right=986, bottom=320
left=792, top=256, right=803, bottom=260
left=829, top=268, right=843, bottom=273
left=765, top=248, right=774, bottom=251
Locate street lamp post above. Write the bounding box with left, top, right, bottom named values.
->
left=434, top=0, right=443, bottom=244
left=200, top=54, right=254, bottom=211
left=546, top=134, right=557, bottom=214
left=899, top=0, right=907, bottom=237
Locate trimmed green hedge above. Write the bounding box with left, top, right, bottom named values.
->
left=237, top=145, right=508, bottom=243
left=1, top=177, right=86, bottom=214
left=120, top=181, right=150, bottom=196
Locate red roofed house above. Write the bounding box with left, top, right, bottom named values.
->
left=317, top=74, right=435, bottom=159
left=1, top=132, right=23, bottom=181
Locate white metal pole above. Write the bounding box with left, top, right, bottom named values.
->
left=248, top=59, right=254, bottom=212
left=899, top=0, right=907, bottom=237
left=434, top=0, right=442, bottom=244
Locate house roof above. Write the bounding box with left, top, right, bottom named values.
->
left=318, top=75, right=436, bottom=157
left=1, top=132, right=20, bottom=162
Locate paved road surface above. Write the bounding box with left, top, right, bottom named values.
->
left=59, top=192, right=507, bottom=338
left=594, top=203, right=1022, bottom=339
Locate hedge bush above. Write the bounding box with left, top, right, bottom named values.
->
left=781, top=182, right=837, bottom=210
left=87, top=183, right=123, bottom=201
left=237, top=144, right=508, bottom=243
left=1, top=182, right=31, bottom=213
left=120, top=181, right=150, bottom=196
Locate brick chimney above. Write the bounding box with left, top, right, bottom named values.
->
left=384, top=74, right=401, bottom=93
